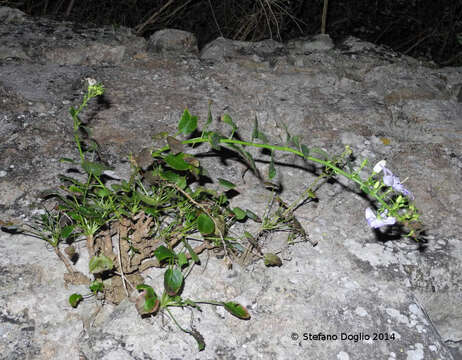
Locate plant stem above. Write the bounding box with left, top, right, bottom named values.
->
left=153, top=137, right=391, bottom=211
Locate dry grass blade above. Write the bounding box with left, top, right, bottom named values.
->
left=135, top=0, right=175, bottom=35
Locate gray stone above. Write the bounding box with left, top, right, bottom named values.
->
left=147, top=29, right=198, bottom=55
left=0, top=6, right=26, bottom=24
left=287, top=33, right=335, bottom=53
left=200, top=37, right=285, bottom=63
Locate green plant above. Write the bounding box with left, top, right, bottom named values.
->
left=1, top=79, right=423, bottom=351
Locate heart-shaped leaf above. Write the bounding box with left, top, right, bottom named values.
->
left=136, top=284, right=159, bottom=314
left=89, top=255, right=114, bottom=274
left=153, top=245, right=176, bottom=262
left=178, top=109, right=197, bottom=135
left=164, top=268, right=184, bottom=296
left=232, top=207, right=246, bottom=220
left=221, top=114, right=237, bottom=138
left=136, top=284, right=157, bottom=298
left=197, top=213, right=215, bottom=235
left=89, top=281, right=104, bottom=294
left=223, top=301, right=250, bottom=320
left=69, top=293, right=83, bottom=308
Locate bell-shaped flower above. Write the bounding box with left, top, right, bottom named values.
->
left=373, top=160, right=387, bottom=173
left=382, top=168, right=414, bottom=199
left=365, top=207, right=396, bottom=228
left=372, top=161, right=414, bottom=199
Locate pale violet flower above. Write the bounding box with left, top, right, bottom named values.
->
left=365, top=207, right=396, bottom=229
left=381, top=167, right=414, bottom=199
left=372, top=160, right=414, bottom=199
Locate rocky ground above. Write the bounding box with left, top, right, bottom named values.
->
left=0, top=6, right=461, bottom=360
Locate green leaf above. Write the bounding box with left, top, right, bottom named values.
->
left=246, top=209, right=262, bottom=223
left=252, top=116, right=259, bottom=140
left=291, top=135, right=300, bottom=150
left=242, top=149, right=258, bottom=176
left=164, top=268, right=184, bottom=296
left=160, top=170, right=187, bottom=189
left=136, top=191, right=158, bottom=206
left=167, top=136, right=184, bottom=154
left=197, top=213, right=215, bottom=235
left=181, top=239, right=200, bottom=264
left=95, top=187, right=111, bottom=198
left=178, top=109, right=198, bottom=135
left=69, top=106, right=77, bottom=117
left=68, top=185, right=84, bottom=193
left=252, top=116, right=268, bottom=142
left=209, top=132, right=222, bottom=150
left=177, top=252, right=188, bottom=267
left=81, top=160, right=108, bottom=177
left=89, top=255, right=114, bottom=274
left=269, top=150, right=276, bottom=179
left=190, top=329, right=206, bottom=351
left=89, top=281, right=104, bottom=293
left=144, top=296, right=160, bottom=313
left=263, top=253, right=283, bottom=267
left=136, top=284, right=157, bottom=299
left=164, top=154, right=190, bottom=171
left=153, top=245, right=176, bottom=262
left=307, top=189, right=317, bottom=199
left=136, top=284, right=159, bottom=313
left=301, top=144, right=310, bottom=158
left=311, top=147, right=329, bottom=160
left=59, top=157, right=77, bottom=164
left=226, top=143, right=260, bottom=178
left=221, top=114, right=237, bottom=138
left=232, top=207, right=247, bottom=220
left=218, top=178, right=236, bottom=189
left=223, top=301, right=250, bottom=320
left=69, top=293, right=83, bottom=308
left=61, top=225, right=74, bottom=240
left=206, top=101, right=213, bottom=128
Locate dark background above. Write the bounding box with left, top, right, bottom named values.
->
left=2, top=0, right=462, bottom=66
